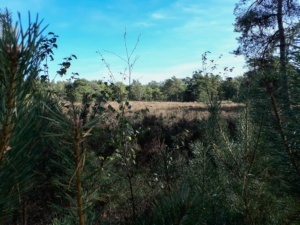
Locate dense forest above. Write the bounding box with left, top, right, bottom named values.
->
left=1, top=0, right=300, bottom=224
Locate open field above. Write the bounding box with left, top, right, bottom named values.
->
left=107, top=101, right=243, bottom=122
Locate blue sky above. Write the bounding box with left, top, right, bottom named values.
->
left=3, top=0, right=246, bottom=84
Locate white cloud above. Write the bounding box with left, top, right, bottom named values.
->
left=181, top=6, right=206, bottom=14
left=134, top=52, right=246, bottom=84
left=133, top=61, right=200, bottom=84
left=166, top=62, right=200, bottom=75
left=182, top=17, right=204, bottom=29
left=151, top=12, right=168, bottom=20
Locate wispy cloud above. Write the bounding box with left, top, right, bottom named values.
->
left=4, top=0, right=245, bottom=84
left=164, top=61, right=201, bottom=76
left=181, top=6, right=207, bottom=14
left=134, top=61, right=200, bottom=83
left=151, top=12, right=168, bottom=20
left=134, top=21, right=154, bottom=27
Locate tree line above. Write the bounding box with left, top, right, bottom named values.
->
left=50, top=72, right=242, bottom=102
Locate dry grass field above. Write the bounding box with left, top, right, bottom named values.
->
left=107, top=101, right=243, bottom=122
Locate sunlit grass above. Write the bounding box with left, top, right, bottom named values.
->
left=106, top=101, right=243, bottom=122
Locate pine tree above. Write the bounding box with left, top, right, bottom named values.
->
left=0, top=9, right=57, bottom=223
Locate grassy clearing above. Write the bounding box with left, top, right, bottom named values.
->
left=107, top=101, right=243, bottom=122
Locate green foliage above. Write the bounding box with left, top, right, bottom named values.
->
left=162, top=76, right=186, bottom=101
left=1, top=5, right=300, bottom=225
left=183, top=52, right=236, bottom=103
left=51, top=76, right=246, bottom=103
left=233, top=0, right=300, bottom=58
left=128, top=79, right=144, bottom=101
left=184, top=74, right=205, bottom=102
left=42, top=81, right=109, bottom=225
left=0, top=95, right=53, bottom=224
left=134, top=186, right=195, bottom=225
left=220, top=77, right=240, bottom=101
left=0, top=10, right=59, bottom=224
left=146, top=81, right=164, bottom=100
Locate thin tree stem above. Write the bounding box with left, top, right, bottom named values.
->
left=268, top=86, right=300, bottom=176
left=0, top=48, right=18, bottom=162
left=73, top=113, right=85, bottom=225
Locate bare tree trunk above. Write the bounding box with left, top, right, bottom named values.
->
left=277, top=0, right=290, bottom=111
